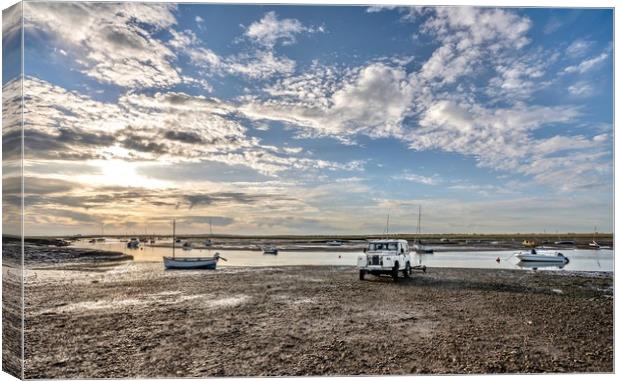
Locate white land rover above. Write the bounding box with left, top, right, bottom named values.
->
left=357, top=239, right=423, bottom=281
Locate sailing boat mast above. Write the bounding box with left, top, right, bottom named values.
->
left=172, top=219, right=176, bottom=259
left=385, top=211, right=390, bottom=238
left=416, top=205, right=422, bottom=242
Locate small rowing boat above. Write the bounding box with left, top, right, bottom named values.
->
left=164, top=253, right=226, bottom=270
left=164, top=220, right=227, bottom=270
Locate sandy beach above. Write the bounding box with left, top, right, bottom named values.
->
left=6, top=243, right=612, bottom=378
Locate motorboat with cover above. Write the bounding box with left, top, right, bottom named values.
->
left=515, top=249, right=569, bottom=263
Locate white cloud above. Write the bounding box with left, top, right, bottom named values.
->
left=393, top=172, right=440, bottom=185
left=406, top=99, right=610, bottom=191
left=568, top=81, right=594, bottom=97
left=240, top=62, right=417, bottom=140
left=566, top=39, right=593, bottom=57
left=25, top=2, right=182, bottom=89
left=20, top=77, right=364, bottom=177
left=244, top=11, right=323, bottom=48
left=563, top=51, right=609, bottom=74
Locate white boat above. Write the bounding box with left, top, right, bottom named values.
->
left=164, top=220, right=227, bottom=270
left=182, top=241, right=193, bottom=250
left=589, top=227, right=600, bottom=249
left=263, top=246, right=278, bottom=255
left=204, top=239, right=213, bottom=247
left=515, top=249, right=569, bottom=263
left=164, top=254, right=225, bottom=270
left=326, top=240, right=342, bottom=246
left=127, top=237, right=140, bottom=249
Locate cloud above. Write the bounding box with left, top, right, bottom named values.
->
left=563, top=51, right=609, bottom=74
left=392, top=172, right=440, bottom=185
left=418, top=7, right=531, bottom=84
left=566, top=39, right=593, bottom=57
left=18, top=76, right=363, bottom=177
left=240, top=62, right=416, bottom=141
left=568, top=81, right=594, bottom=97
left=244, top=11, right=323, bottom=48
left=25, top=2, right=182, bottom=88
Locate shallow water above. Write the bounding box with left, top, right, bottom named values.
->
left=71, top=240, right=613, bottom=272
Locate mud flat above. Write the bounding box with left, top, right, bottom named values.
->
left=18, top=244, right=613, bottom=378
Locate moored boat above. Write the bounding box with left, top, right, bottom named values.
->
left=164, top=253, right=226, bottom=270
left=164, top=219, right=227, bottom=270
left=263, top=246, right=278, bottom=255
left=515, top=249, right=569, bottom=263
left=127, top=237, right=140, bottom=249
left=326, top=240, right=342, bottom=246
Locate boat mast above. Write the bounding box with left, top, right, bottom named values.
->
left=210, top=218, right=213, bottom=237
left=385, top=211, right=390, bottom=238
left=172, top=219, right=176, bottom=259
left=416, top=205, right=422, bottom=243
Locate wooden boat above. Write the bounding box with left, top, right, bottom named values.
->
left=164, top=220, right=226, bottom=270
left=164, top=254, right=225, bottom=270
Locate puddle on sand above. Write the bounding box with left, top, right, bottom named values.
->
left=37, top=293, right=250, bottom=315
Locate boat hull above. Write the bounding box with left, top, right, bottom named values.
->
left=516, top=253, right=568, bottom=263
left=163, top=257, right=218, bottom=270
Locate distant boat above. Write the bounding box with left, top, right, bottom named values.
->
left=516, top=249, right=569, bottom=264
left=326, top=240, right=342, bottom=246
left=127, top=237, right=140, bottom=249
left=164, top=219, right=227, bottom=270
left=521, top=239, right=537, bottom=247
left=589, top=226, right=600, bottom=249
left=554, top=240, right=575, bottom=245
left=204, top=218, right=214, bottom=247
left=413, top=242, right=434, bottom=254
left=182, top=241, right=193, bottom=250
left=263, top=246, right=278, bottom=255
left=88, top=238, right=96, bottom=244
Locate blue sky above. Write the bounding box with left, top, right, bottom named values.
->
left=4, top=3, right=613, bottom=235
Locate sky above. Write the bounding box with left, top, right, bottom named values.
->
left=1, top=3, right=614, bottom=236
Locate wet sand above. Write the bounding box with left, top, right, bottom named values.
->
left=16, top=245, right=613, bottom=378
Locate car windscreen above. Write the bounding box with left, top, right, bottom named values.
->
left=368, top=242, right=398, bottom=251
